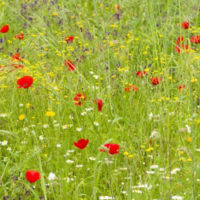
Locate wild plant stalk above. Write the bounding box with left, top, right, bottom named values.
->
left=108, top=154, right=114, bottom=200
left=189, top=81, right=196, bottom=200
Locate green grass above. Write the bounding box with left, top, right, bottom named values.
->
left=1, top=0, right=200, bottom=199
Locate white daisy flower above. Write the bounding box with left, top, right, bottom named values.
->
left=172, top=195, right=183, bottom=200
left=39, top=135, right=44, bottom=140
left=43, top=124, right=49, bottom=128
left=76, top=127, right=82, bottom=132
left=48, top=172, right=56, bottom=181
left=94, top=121, right=99, bottom=126
left=99, top=196, right=114, bottom=200
left=1, top=140, right=8, bottom=146
left=89, top=157, right=96, bottom=161
left=66, top=160, right=74, bottom=164
left=56, top=144, right=61, bottom=148
left=0, top=113, right=7, bottom=117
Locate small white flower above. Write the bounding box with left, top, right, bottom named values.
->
left=89, top=71, right=94, bottom=74
left=67, top=150, right=74, bottom=153
left=76, top=127, right=82, bottom=132
left=64, top=152, right=70, bottom=157
left=39, top=135, right=44, bottom=140
left=66, top=160, right=74, bottom=164
left=56, top=144, right=61, bottom=148
left=94, top=121, right=99, bottom=126
left=43, top=124, right=49, bottom=128
left=7, top=147, right=11, bottom=151
left=23, top=127, right=28, bottom=131
left=149, top=112, right=153, bottom=120
left=0, top=113, right=7, bottom=117
left=48, top=172, right=56, bottom=181
left=172, top=195, right=183, bottom=200
left=146, top=171, right=155, bottom=174
left=93, top=75, right=99, bottom=79
left=150, top=165, right=159, bottom=169
left=54, top=123, right=60, bottom=127
left=171, top=168, right=180, bottom=175
left=119, top=168, right=128, bottom=171
left=85, top=107, right=93, bottom=112
left=99, top=196, right=114, bottom=200
left=67, top=177, right=74, bottom=183
left=132, top=184, right=152, bottom=190
left=76, top=164, right=83, bottom=168
left=150, top=130, right=160, bottom=139
left=19, top=104, right=23, bottom=107
left=1, top=140, right=8, bottom=146
left=160, top=168, right=165, bottom=172
left=81, top=112, right=87, bottom=116
left=89, top=157, right=96, bottom=161
left=62, top=125, right=68, bottom=129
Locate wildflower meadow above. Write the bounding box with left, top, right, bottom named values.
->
left=1, top=0, right=200, bottom=199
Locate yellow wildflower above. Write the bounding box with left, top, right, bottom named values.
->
left=52, top=12, right=57, bottom=16
left=123, top=152, right=129, bottom=156
left=187, top=137, right=192, bottom=143
left=19, top=114, right=25, bottom=121
left=45, top=111, right=55, bottom=117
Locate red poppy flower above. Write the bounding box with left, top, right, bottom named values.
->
left=73, top=93, right=86, bottom=106
left=15, top=33, right=24, bottom=40
left=190, top=35, right=200, bottom=44
left=149, top=139, right=153, bottom=146
left=25, top=170, right=40, bottom=183
left=74, top=139, right=89, bottom=149
left=178, top=84, right=186, bottom=90
left=116, top=5, right=120, bottom=10
left=94, top=99, right=103, bottom=111
left=182, top=21, right=189, bottom=29
left=65, top=36, right=74, bottom=43
left=65, top=59, right=76, bottom=71
left=124, top=84, right=138, bottom=92
left=150, top=77, right=160, bottom=85
left=136, top=70, right=147, bottom=78
left=176, top=36, right=184, bottom=45
left=17, top=76, right=34, bottom=88
left=101, top=143, right=120, bottom=155
left=0, top=25, right=9, bottom=33
left=11, top=53, right=22, bottom=61
left=175, top=45, right=181, bottom=54
left=175, top=44, right=189, bottom=54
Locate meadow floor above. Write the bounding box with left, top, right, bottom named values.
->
left=1, top=0, right=200, bottom=199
